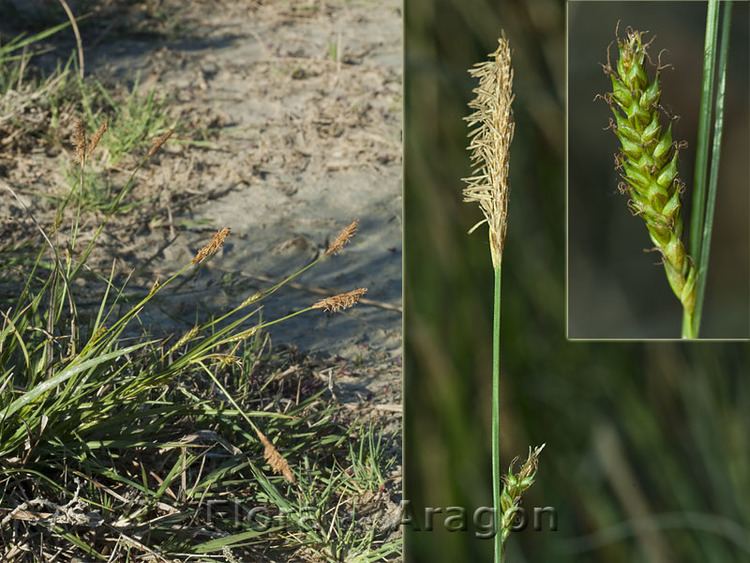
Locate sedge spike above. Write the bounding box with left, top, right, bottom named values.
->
left=603, top=28, right=696, bottom=318
left=499, top=445, right=545, bottom=545
left=462, top=34, right=514, bottom=269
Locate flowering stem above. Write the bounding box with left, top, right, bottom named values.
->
left=681, top=310, right=696, bottom=339
left=492, top=264, right=503, bottom=563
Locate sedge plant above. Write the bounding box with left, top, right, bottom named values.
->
left=0, top=116, right=388, bottom=559
left=602, top=1, right=733, bottom=338
left=462, top=34, right=544, bottom=562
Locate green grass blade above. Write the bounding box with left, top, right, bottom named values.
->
left=688, top=0, right=720, bottom=265
left=693, top=0, right=733, bottom=336
left=0, top=21, right=71, bottom=58
left=194, top=528, right=283, bottom=553
left=2, top=342, right=148, bottom=420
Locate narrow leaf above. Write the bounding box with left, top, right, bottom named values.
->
left=2, top=342, right=149, bottom=420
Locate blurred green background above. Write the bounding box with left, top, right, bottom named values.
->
left=568, top=1, right=749, bottom=339
left=405, top=0, right=749, bottom=561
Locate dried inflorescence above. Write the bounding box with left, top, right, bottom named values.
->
left=326, top=219, right=359, bottom=256
left=312, top=288, right=367, bottom=313
left=72, top=118, right=109, bottom=165
left=462, top=34, right=515, bottom=268
left=88, top=120, right=108, bottom=156
left=72, top=118, right=87, bottom=165
left=147, top=129, right=174, bottom=158
left=256, top=429, right=295, bottom=483
left=192, top=227, right=231, bottom=265
left=602, top=28, right=696, bottom=314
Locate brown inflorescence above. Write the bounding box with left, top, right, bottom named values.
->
left=192, top=227, right=231, bottom=265
left=147, top=129, right=174, bottom=158
left=87, top=120, right=109, bottom=156
left=256, top=429, right=295, bottom=483
left=312, top=288, right=367, bottom=313
left=72, top=118, right=87, bottom=165
left=325, top=219, right=359, bottom=256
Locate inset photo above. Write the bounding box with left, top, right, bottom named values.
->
left=567, top=1, right=749, bottom=340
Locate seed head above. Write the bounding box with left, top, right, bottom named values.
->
left=499, top=444, right=545, bottom=542
left=72, top=118, right=87, bottom=165
left=256, top=428, right=295, bottom=483
left=462, top=33, right=515, bottom=268
left=226, top=326, right=259, bottom=343
left=241, top=291, right=263, bottom=308
left=192, top=227, right=230, bottom=265
left=148, top=129, right=174, bottom=158
left=326, top=219, right=359, bottom=256
left=602, top=28, right=695, bottom=313
left=87, top=120, right=108, bottom=156
left=312, top=288, right=367, bottom=313
left=169, top=325, right=199, bottom=354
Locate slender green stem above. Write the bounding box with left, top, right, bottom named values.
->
left=212, top=306, right=315, bottom=349
left=196, top=361, right=260, bottom=435
left=259, top=257, right=322, bottom=300
left=492, top=264, right=502, bottom=563
left=197, top=256, right=323, bottom=332
left=693, top=0, right=733, bottom=336
left=681, top=310, right=696, bottom=339
left=688, top=0, right=720, bottom=264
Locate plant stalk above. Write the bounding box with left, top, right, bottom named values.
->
left=692, top=0, right=733, bottom=337
left=681, top=310, right=696, bottom=339
left=688, top=0, right=720, bottom=264
left=683, top=0, right=719, bottom=338
left=492, top=264, right=502, bottom=563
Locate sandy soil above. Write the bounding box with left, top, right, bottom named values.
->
left=105, top=0, right=401, bottom=352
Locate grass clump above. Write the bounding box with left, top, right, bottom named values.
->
left=61, top=80, right=176, bottom=213
left=79, top=78, right=174, bottom=166
left=0, top=22, right=77, bottom=149
left=0, top=124, right=398, bottom=560
left=2, top=23, right=177, bottom=215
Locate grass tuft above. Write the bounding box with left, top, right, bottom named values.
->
left=0, top=133, right=395, bottom=561
left=1, top=19, right=398, bottom=561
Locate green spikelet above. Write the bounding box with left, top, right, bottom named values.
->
left=603, top=28, right=696, bottom=317
left=498, top=445, right=544, bottom=546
